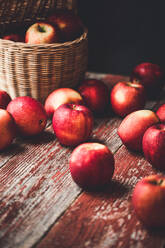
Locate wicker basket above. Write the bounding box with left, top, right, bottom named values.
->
left=0, top=0, right=88, bottom=103
left=0, top=0, right=78, bottom=23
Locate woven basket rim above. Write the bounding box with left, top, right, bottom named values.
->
left=0, top=27, right=88, bottom=48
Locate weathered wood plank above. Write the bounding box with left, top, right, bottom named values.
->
left=0, top=125, right=80, bottom=248
left=34, top=76, right=165, bottom=248
left=0, top=73, right=129, bottom=248
left=0, top=120, right=52, bottom=169
left=86, top=72, right=129, bottom=88
left=35, top=146, right=165, bottom=248
left=0, top=72, right=164, bottom=248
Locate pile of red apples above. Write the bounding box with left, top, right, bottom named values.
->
left=0, top=61, right=165, bottom=229
left=1, top=9, right=84, bottom=44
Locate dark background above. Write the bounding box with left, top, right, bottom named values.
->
left=77, top=1, right=165, bottom=76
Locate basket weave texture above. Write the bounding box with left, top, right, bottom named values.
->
left=0, top=0, right=88, bottom=102
left=0, top=0, right=77, bottom=23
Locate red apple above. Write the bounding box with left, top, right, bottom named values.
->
left=69, top=142, right=115, bottom=189
left=131, top=62, right=164, bottom=97
left=118, top=109, right=159, bottom=151
left=132, top=174, right=165, bottom=228
left=25, top=22, right=59, bottom=44
left=7, top=96, right=47, bottom=136
left=142, top=124, right=165, bottom=170
left=0, top=90, right=11, bottom=109
left=47, top=9, right=83, bottom=42
left=156, top=104, right=165, bottom=123
left=78, top=79, right=109, bottom=115
left=0, top=109, right=16, bottom=150
left=2, top=33, right=24, bottom=42
left=110, top=81, right=146, bottom=117
left=52, top=103, right=93, bottom=147
left=44, top=88, right=84, bottom=118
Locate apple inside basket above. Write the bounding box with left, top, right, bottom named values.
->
left=0, top=16, right=88, bottom=103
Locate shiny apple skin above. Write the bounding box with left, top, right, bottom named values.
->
left=7, top=96, right=47, bottom=136
left=78, top=79, right=110, bottom=115
left=132, top=175, right=165, bottom=228
left=110, top=81, right=146, bottom=117
left=117, top=110, right=159, bottom=151
left=25, top=22, right=59, bottom=44
left=156, top=104, right=165, bottom=123
left=47, top=9, right=83, bottom=42
left=0, top=109, right=16, bottom=150
left=131, top=62, right=164, bottom=97
left=44, top=88, right=84, bottom=118
left=142, top=124, right=165, bottom=170
left=69, top=142, right=115, bottom=189
left=0, top=90, right=11, bottom=109
left=52, top=103, right=93, bottom=147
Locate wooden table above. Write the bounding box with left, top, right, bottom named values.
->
left=0, top=72, right=165, bottom=248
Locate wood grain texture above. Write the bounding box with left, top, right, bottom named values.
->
left=36, top=146, right=165, bottom=248
left=35, top=74, right=165, bottom=248
left=0, top=73, right=130, bottom=248
left=0, top=72, right=165, bottom=248
left=0, top=127, right=81, bottom=248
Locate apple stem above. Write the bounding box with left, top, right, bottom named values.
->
left=39, top=119, right=43, bottom=125
left=127, top=82, right=142, bottom=88
left=158, top=179, right=164, bottom=185
left=38, top=24, right=45, bottom=33
left=150, top=179, right=164, bottom=186
left=72, top=104, right=77, bottom=110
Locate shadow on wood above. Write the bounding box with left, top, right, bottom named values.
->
left=17, top=130, right=55, bottom=145
left=84, top=179, right=130, bottom=200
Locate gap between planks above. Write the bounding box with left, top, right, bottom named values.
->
left=0, top=73, right=128, bottom=248
left=0, top=72, right=164, bottom=248
left=34, top=75, right=165, bottom=248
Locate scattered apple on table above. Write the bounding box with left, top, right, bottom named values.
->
left=131, top=62, right=164, bottom=98
left=69, top=142, right=115, bottom=189
left=0, top=109, right=16, bottom=150
left=25, top=22, right=59, bottom=44
left=110, top=81, right=146, bottom=117
left=7, top=96, right=47, bottom=136
left=0, top=90, right=11, bottom=109
left=47, top=9, right=83, bottom=42
left=142, top=124, right=165, bottom=170
left=78, top=79, right=110, bottom=115
left=52, top=103, right=93, bottom=147
left=44, top=88, right=84, bottom=118
left=117, top=109, right=159, bottom=151
left=132, top=174, right=165, bottom=228
left=156, top=103, right=165, bottom=123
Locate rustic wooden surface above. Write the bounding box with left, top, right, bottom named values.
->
left=0, top=72, right=165, bottom=248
